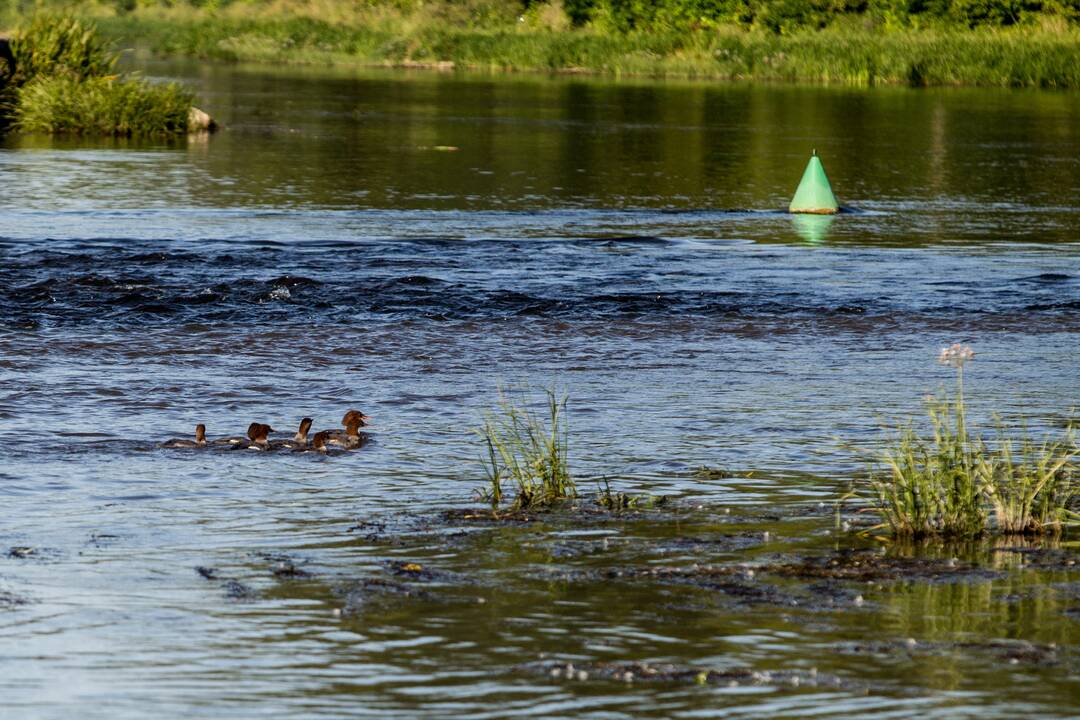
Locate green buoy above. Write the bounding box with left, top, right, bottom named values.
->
left=789, top=150, right=839, bottom=215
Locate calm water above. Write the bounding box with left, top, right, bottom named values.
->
left=1, top=61, right=1079, bottom=718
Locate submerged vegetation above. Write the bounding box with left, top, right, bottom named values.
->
left=873, top=344, right=1079, bottom=538
left=0, top=14, right=201, bottom=135
left=478, top=388, right=576, bottom=513
left=4, top=0, right=1079, bottom=87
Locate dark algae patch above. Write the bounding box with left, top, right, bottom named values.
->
left=194, top=565, right=259, bottom=602
left=253, top=496, right=1080, bottom=686
left=767, top=549, right=1002, bottom=582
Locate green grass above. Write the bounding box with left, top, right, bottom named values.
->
left=61, top=9, right=1080, bottom=88
left=0, top=14, right=201, bottom=135
left=876, top=395, right=988, bottom=537
left=977, top=428, right=1079, bottom=534
left=872, top=348, right=1079, bottom=538
left=478, top=388, right=576, bottom=513
left=6, top=14, right=117, bottom=86
left=14, top=73, right=193, bottom=135
left=4, top=1, right=1080, bottom=87
left=595, top=477, right=664, bottom=512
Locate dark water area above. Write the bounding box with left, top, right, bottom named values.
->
left=1, top=61, right=1079, bottom=718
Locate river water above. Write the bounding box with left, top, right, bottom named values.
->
left=1, top=61, right=1079, bottom=718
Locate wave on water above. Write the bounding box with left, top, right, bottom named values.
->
left=2, top=238, right=1079, bottom=329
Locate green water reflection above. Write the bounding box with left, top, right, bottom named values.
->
left=5, top=63, right=1079, bottom=240
left=792, top=213, right=835, bottom=244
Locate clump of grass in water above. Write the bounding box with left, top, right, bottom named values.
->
left=873, top=344, right=1079, bottom=538
left=15, top=74, right=193, bottom=135
left=1, top=15, right=197, bottom=135
left=977, top=426, right=1078, bottom=534
left=478, top=388, right=575, bottom=513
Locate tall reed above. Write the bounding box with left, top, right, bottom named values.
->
left=876, top=399, right=986, bottom=538
left=977, top=430, right=1078, bottom=534
left=478, top=388, right=575, bottom=512
left=7, top=15, right=117, bottom=87
left=873, top=344, right=1079, bottom=537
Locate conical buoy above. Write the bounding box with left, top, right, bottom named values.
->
left=789, top=150, right=838, bottom=215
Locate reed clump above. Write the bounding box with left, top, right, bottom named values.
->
left=5, top=14, right=117, bottom=86
left=0, top=14, right=200, bottom=135
left=14, top=74, right=193, bottom=135
left=478, top=388, right=576, bottom=513
left=977, top=429, right=1078, bottom=534
left=873, top=344, right=1079, bottom=538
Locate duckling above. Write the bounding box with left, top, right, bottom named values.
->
left=162, top=424, right=207, bottom=448
left=215, top=422, right=261, bottom=447
left=246, top=423, right=274, bottom=451
left=225, top=423, right=274, bottom=451
left=271, top=418, right=313, bottom=451
left=293, top=430, right=331, bottom=454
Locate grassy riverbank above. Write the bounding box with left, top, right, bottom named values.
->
left=3, top=1, right=1079, bottom=88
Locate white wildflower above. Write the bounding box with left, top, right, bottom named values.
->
left=937, top=343, right=975, bottom=368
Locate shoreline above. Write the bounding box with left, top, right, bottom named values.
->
left=80, top=13, right=1080, bottom=90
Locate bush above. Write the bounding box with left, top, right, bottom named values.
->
left=7, top=15, right=117, bottom=87
left=14, top=74, right=193, bottom=135
left=1, top=14, right=201, bottom=136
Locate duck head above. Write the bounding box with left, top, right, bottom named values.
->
left=295, top=417, right=314, bottom=443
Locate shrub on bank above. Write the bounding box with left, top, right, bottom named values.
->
left=0, top=14, right=204, bottom=136
left=6, top=14, right=116, bottom=86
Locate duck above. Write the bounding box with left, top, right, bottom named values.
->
left=215, top=422, right=261, bottom=447
left=322, top=409, right=372, bottom=449
left=162, top=424, right=207, bottom=448
left=246, top=423, right=274, bottom=451
left=224, top=423, right=274, bottom=451
left=294, top=430, right=331, bottom=454
left=271, top=417, right=313, bottom=451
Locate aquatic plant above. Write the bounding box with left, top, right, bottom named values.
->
left=478, top=388, right=575, bottom=512
left=6, top=15, right=117, bottom=88
left=872, top=344, right=1078, bottom=537
left=876, top=399, right=987, bottom=538
left=977, top=428, right=1079, bottom=534
left=1, top=14, right=201, bottom=135
left=596, top=477, right=663, bottom=512
left=14, top=74, right=193, bottom=135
